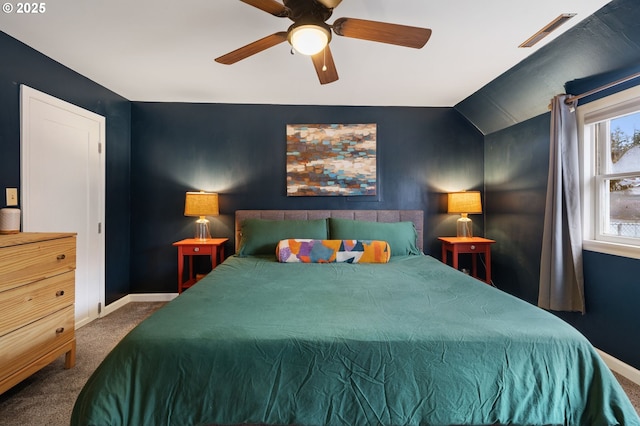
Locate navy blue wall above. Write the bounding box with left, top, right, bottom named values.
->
left=469, top=0, right=640, bottom=371
left=0, top=32, right=132, bottom=304
left=129, top=102, right=484, bottom=293
left=484, top=97, right=640, bottom=370
left=562, top=68, right=640, bottom=369
left=484, top=114, right=550, bottom=304
left=0, top=29, right=485, bottom=303
left=561, top=251, right=640, bottom=369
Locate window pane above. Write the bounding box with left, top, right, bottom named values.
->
left=606, top=177, right=640, bottom=237
left=580, top=85, right=640, bottom=257
left=610, top=111, right=640, bottom=173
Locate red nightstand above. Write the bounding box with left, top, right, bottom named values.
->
left=173, top=238, right=228, bottom=293
left=438, top=237, right=496, bottom=284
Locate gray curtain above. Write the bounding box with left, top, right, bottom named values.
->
left=538, top=94, right=585, bottom=313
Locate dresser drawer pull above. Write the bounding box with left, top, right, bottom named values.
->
left=56, top=290, right=65, bottom=297
left=193, top=247, right=200, bottom=252
left=470, top=245, right=476, bottom=250
left=57, top=254, right=66, bottom=260
left=55, top=327, right=65, bottom=335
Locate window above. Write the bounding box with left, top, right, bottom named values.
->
left=578, top=85, right=640, bottom=259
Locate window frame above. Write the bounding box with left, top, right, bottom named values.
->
left=577, top=84, right=640, bottom=260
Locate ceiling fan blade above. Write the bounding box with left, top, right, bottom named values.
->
left=240, top=0, right=288, bottom=17
left=316, top=0, right=342, bottom=9
left=332, top=17, right=432, bottom=49
left=311, top=46, right=339, bottom=85
left=215, top=32, right=288, bottom=65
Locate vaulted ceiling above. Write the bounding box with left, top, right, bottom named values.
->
left=456, top=0, right=640, bottom=134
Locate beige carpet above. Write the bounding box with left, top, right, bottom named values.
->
left=0, top=302, right=638, bottom=425
left=616, top=372, right=640, bottom=415
left=0, top=302, right=166, bottom=426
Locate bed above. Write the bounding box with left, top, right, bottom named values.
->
left=71, top=210, right=640, bottom=426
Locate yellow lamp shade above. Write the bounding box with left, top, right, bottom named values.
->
left=447, top=191, right=482, bottom=238
left=184, top=192, right=219, bottom=217
left=447, top=191, right=482, bottom=214
left=184, top=192, right=219, bottom=240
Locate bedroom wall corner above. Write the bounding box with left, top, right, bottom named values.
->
left=484, top=113, right=550, bottom=304
left=0, top=31, right=133, bottom=306
left=484, top=112, right=640, bottom=371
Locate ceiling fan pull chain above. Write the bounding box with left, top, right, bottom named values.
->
left=322, top=47, right=327, bottom=72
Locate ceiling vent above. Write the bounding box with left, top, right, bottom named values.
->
left=519, top=13, right=577, bottom=48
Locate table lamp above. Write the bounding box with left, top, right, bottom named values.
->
left=184, top=191, right=219, bottom=240
left=447, top=191, right=482, bottom=237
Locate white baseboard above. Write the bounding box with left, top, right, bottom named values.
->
left=100, top=293, right=178, bottom=317
left=127, top=293, right=178, bottom=302
left=597, top=348, right=640, bottom=386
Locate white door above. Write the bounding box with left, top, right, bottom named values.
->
left=20, top=85, right=105, bottom=328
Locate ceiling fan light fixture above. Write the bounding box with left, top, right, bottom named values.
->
left=289, top=24, right=331, bottom=56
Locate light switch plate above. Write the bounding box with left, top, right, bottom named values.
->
left=6, top=188, right=18, bottom=206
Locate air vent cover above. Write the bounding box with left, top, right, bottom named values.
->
left=519, top=13, right=577, bottom=48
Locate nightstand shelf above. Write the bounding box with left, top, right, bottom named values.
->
left=438, top=237, right=496, bottom=284
left=173, top=238, right=228, bottom=293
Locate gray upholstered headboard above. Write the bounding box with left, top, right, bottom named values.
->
left=235, top=210, right=424, bottom=253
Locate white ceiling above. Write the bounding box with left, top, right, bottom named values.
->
left=0, top=0, right=611, bottom=107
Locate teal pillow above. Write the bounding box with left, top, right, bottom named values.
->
left=239, top=219, right=328, bottom=256
left=328, top=218, right=420, bottom=256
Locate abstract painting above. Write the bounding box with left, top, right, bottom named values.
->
left=286, top=123, right=377, bottom=196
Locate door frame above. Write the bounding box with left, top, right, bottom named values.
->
left=20, top=85, right=106, bottom=328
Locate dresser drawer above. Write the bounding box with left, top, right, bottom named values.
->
left=0, top=236, right=76, bottom=292
left=0, top=305, right=74, bottom=382
left=0, top=271, right=75, bottom=337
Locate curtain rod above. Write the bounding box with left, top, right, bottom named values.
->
left=563, top=71, right=640, bottom=105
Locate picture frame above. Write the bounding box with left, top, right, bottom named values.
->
left=286, top=123, right=377, bottom=197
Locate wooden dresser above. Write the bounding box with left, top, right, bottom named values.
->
left=0, top=232, right=76, bottom=394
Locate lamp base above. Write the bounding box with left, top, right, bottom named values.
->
left=456, top=215, right=473, bottom=238
left=194, top=217, right=211, bottom=240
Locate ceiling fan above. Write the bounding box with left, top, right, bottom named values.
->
left=215, top=0, right=432, bottom=85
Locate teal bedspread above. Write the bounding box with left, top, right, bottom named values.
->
left=71, top=255, right=639, bottom=426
